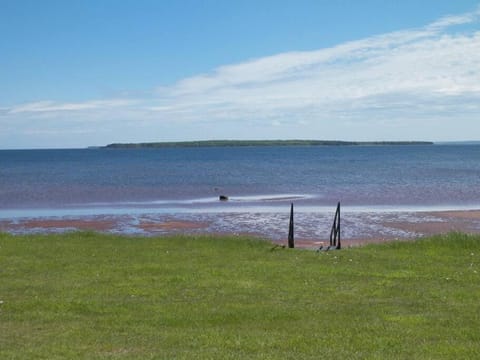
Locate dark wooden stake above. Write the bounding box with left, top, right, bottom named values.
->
left=337, top=202, right=341, bottom=249
left=288, top=203, right=294, bottom=248
left=329, top=202, right=341, bottom=249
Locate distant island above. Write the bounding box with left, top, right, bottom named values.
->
left=103, top=140, right=434, bottom=148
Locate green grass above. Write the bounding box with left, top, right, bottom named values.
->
left=1, top=232, right=479, bottom=359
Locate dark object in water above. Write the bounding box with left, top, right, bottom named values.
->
left=219, top=195, right=229, bottom=201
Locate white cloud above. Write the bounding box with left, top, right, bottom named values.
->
left=2, top=6, right=480, bottom=147
left=9, top=99, right=138, bottom=114
left=427, top=5, right=480, bottom=30
left=154, top=13, right=480, bottom=121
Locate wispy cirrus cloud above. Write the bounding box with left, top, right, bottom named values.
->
left=427, top=8, right=480, bottom=29
left=9, top=99, right=138, bottom=114
left=2, top=5, right=480, bottom=147
left=153, top=6, right=480, bottom=121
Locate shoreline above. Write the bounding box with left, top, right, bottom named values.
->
left=3, top=202, right=480, bottom=219
left=2, top=208, right=480, bottom=248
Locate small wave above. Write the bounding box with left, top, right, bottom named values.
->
left=226, top=194, right=314, bottom=202
left=74, top=194, right=314, bottom=207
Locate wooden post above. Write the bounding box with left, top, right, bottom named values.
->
left=288, top=203, right=294, bottom=248
left=329, top=202, right=341, bottom=249
left=337, top=202, right=341, bottom=249
left=336, top=201, right=342, bottom=250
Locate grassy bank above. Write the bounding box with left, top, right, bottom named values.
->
left=1, top=232, right=479, bottom=359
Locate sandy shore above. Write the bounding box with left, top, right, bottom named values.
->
left=1, top=209, right=480, bottom=248
left=384, top=210, right=480, bottom=236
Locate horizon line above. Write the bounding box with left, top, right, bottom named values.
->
left=2, top=139, right=480, bottom=151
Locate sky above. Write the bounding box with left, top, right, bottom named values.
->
left=1, top=0, right=480, bottom=149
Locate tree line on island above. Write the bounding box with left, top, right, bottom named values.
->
left=103, top=140, right=434, bottom=148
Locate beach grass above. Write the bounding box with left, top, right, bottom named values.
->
left=1, top=232, right=479, bottom=359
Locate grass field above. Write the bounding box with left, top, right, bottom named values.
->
left=1, top=232, right=479, bottom=359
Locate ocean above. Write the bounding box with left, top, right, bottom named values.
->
left=1, top=145, right=480, bottom=241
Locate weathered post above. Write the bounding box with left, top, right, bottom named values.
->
left=288, top=203, right=294, bottom=248
left=329, top=202, right=341, bottom=249
left=337, top=202, right=341, bottom=249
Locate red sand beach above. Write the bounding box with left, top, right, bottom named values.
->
left=2, top=209, right=480, bottom=248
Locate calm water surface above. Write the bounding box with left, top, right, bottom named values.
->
left=2, top=145, right=480, bottom=240
left=1, top=145, right=480, bottom=214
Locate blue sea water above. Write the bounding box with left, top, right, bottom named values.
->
left=1, top=145, right=480, bottom=216
left=1, top=145, right=480, bottom=240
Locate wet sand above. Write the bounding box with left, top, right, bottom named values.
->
left=1, top=209, right=480, bottom=248
left=0, top=217, right=117, bottom=232
left=139, top=220, right=210, bottom=232
left=383, top=210, right=480, bottom=236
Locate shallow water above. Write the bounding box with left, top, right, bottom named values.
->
left=1, top=145, right=479, bottom=239
left=1, top=145, right=480, bottom=209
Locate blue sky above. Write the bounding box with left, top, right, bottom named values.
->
left=1, top=0, right=480, bottom=148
